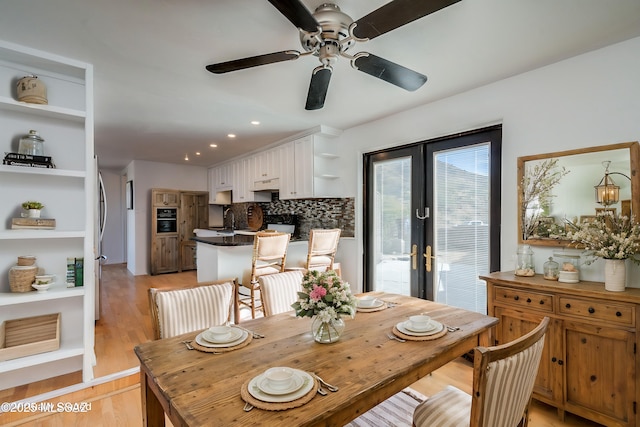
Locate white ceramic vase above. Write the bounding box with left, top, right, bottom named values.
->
left=28, top=209, right=41, bottom=218
left=604, top=259, right=626, bottom=292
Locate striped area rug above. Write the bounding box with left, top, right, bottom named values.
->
left=344, top=388, right=426, bottom=427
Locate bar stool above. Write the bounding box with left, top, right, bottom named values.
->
left=306, top=228, right=341, bottom=276
left=237, top=231, right=290, bottom=320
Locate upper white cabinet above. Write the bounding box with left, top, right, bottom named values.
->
left=0, top=40, right=95, bottom=388
left=209, top=163, right=233, bottom=192
left=279, top=135, right=340, bottom=200
left=232, top=157, right=270, bottom=203
left=252, top=147, right=280, bottom=189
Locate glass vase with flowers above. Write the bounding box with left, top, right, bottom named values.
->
left=291, top=270, right=356, bottom=343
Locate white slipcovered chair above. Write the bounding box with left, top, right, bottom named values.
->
left=306, top=228, right=342, bottom=276
left=412, top=316, right=549, bottom=427
left=148, top=278, right=236, bottom=340
left=259, top=270, right=304, bottom=317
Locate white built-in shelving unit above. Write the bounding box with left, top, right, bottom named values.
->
left=0, top=40, right=95, bottom=388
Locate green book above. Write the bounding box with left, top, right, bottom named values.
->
left=74, top=257, right=84, bottom=287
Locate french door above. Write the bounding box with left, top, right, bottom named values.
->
left=364, top=126, right=501, bottom=314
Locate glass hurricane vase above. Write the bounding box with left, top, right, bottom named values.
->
left=311, top=316, right=345, bottom=344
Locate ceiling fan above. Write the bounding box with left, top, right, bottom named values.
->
left=205, top=0, right=461, bottom=110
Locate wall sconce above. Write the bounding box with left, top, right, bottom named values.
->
left=594, top=160, right=630, bottom=206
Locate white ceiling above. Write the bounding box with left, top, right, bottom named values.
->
left=1, top=0, right=639, bottom=169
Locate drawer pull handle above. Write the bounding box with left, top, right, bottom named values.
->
left=552, top=357, right=557, bottom=363
left=588, top=307, right=595, bottom=314
left=539, top=300, right=544, bottom=305
left=565, top=303, right=571, bottom=309
left=590, top=375, right=597, bottom=382
left=526, top=298, right=531, bottom=303
left=514, top=296, right=519, bottom=301
left=558, top=359, right=564, bottom=366
left=616, top=311, right=622, bottom=317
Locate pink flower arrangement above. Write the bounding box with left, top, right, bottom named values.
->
left=292, top=269, right=356, bottom=322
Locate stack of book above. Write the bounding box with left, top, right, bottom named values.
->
left=3, top=152, right=55, bottom=169
left=66, top=257, right=84, bottom=287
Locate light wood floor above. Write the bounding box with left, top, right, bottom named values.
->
left=1, top=264, right=602, bottom=426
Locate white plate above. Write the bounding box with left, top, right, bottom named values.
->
left=195, top=329, right=248, bottom=348
left=357, top=299, right=384, bottom=309
left=248, top=369, right=314, bottom=402
left=396, top=320, right=444, bottom=336
left=403, top=320, right=438, bottom=333
left=202, top=327, right=243, bottom=344
left=257, top=373, right=305, bottom=395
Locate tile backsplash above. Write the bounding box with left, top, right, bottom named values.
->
left=225, top=197, right=355, bottom=239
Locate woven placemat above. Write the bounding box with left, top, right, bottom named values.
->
left=240, top=374, right=318, bottom=411
left=191, top=331, right=253, bottom=353
left=392, top=325, right=447, bottom=341
left=356, top=303, right=387, bottom=313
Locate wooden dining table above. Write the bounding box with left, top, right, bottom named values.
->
left=134, top=292, right=498, bottom=426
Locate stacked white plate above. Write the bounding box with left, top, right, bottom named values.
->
left=395, top=319, right=445, bottom=336
left=248, top=368, right=314, bottom=402
left=194, top=326, right=248, bottom=348
left=356, top=298, right=385, bottom=310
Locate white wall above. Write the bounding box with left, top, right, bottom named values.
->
left=334, top=36, right=640, bottom=290
left=99, top=168, right=125, bottom=264
left=124, top=160, right=208, bottom=275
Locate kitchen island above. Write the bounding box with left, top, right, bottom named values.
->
left=192, top=235, right=310, bottom=286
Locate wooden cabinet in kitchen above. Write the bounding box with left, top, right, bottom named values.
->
left=151, top=189, right=208, bottom=274
left=0, top=40, right=95, bottom=388
left=178, top=191, right=208, bottom=271
left=279, top=135, right=340, bottom=199
left=483, top=271, right=638, bottom=427
left=153, top=189, right=179, bottom=206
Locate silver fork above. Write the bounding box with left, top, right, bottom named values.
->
left=312, top=373, right=339, bottom=392
left=387, top=333, right=406, bottom=343
left=243, top=402, right=254, bottom=412
left=181, top=340, right=194, bottom=350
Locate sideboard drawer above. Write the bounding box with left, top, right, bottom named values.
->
left=492, top=286, right=554, bottom=312
left=559, top=296, right=635, bottom=326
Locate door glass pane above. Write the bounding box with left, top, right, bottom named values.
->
left=433, top=144, right=489, bottom=313
left=372, top=157, right=411, bottom=294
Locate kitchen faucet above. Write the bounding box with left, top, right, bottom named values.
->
left=224, top=207, right=235, bottom=230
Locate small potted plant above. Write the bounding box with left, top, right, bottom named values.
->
left=21, top=201, right=44, bottom=218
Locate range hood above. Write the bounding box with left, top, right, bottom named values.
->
left=253, top=178, right=279, bottom=192
left=210, top=190, right=231, bottom=205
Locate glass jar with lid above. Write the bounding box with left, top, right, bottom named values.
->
left=543, top=257, right=559, bottom=281
left=515, top=244, right=535, bottom=276
left=18, top=130, right=45, bottom=156
left=555, top=252, right=580, bottom=283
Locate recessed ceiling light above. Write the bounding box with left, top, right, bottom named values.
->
left=195, top=152, right=201, bottom=156
left=251, top=120, right=260, bottom=125
left=227, top=133, right=236, bottom=138
left=184, top=154, right=189, bottom=161
left=210, top=143, right=218, bottom=148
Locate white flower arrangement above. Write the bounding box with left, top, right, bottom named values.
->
left=568, top=213, right=640, bottom=264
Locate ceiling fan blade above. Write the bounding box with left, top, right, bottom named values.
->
left=206, top=51, right=300, bottom=74
left=353, top=54, right=427, bottom=91
left=268, top=0, right=319, bottom=33
left=353, top=0, right=461, bottom=40
left=305, top=67, right=332, bottom=110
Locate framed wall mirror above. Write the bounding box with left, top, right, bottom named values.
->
left=518, top=141, right=639, bottom=246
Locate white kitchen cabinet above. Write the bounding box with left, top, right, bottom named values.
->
left=279, top=135, right=340, bottom=199
left=252, top=147, right=280, bottom=187
left=232, top=157, right=270, bottom=203
left=209, top=163, right=233, bottom=192
left=0, top=40, right=95, bottom=388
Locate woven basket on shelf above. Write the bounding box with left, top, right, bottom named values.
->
left=17, top=255, right=36, bottom=266
left=9, top=265, right=37, bottom=292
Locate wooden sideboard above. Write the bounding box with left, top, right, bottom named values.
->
left=482, top=271, right=640, bottom=427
